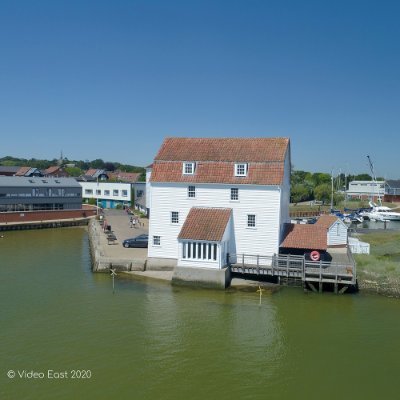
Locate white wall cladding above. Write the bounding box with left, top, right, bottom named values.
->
left=148, top=183, right=282, bottom=260
left=327, top=220, right=348, bottom=246
left=79, top=181, right=131, bottom=202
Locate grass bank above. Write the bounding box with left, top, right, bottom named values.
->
left=353, top=230, right=400, bottom=297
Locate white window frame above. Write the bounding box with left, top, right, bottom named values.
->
left=183, top=162, right=196, bottom=175
left=153, top=235, right=161, bottom=246
left=113, top=190, right=119, bottom=196
left=171, top=211, right=179, bottom=224
left=247, top=214, right=256, bottom=228
left=230, top=188, right=239, bottom=201
left=121, top=190, right=128, bottom=197
left=188, top=185, right=196, bottom=198
left=104, top=190, right=110, bottom=196
left=235, top=163, right=248, bottom=177
left=96, top=189, right=101, bottom=195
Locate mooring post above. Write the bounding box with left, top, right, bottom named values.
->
left=286, top=255, right=289, bottom=278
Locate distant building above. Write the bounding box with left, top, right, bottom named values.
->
left=0, top=176, right=82, bottom=212
left=346, top=180, right=385, bottom=201
left=14, top=166, right=43, bottom=177
left=133, top=181, right=148, bottom=215
left=79, top=169, right=109, bottom=182
left=107, top=171, right=140, bottom=183
left=79, top=181, right=131, bottom=209
left=0, top=166, right=20, bottom=176
left=44, top=166, right=70, bottom=178
left=384, top=180, right=400, bottom=202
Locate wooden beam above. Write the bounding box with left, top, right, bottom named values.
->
left=339, top=285, right=348, bottom=294
left=308, top=282, right=318, bottom=293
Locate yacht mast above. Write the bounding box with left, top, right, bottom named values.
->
left=367, top=155, right=382, bottom=205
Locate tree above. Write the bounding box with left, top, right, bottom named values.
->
left=314, top=183, right=332, bottom=204
left=90, top=159, right=105, bottom=169
left=291, top=184, right=312, bottom=204
left=65, top=167, right=83, bottom=177
left=104, top=162, right=116, bottom=171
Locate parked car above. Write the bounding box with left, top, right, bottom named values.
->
left=122, top=234, right=148, bottom=248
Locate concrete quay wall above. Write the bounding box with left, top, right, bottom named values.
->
left=88, top=219, right=145, bottom=273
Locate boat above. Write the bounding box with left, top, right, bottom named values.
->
left=360, top=156, right=400, bottom=221
left=364, top=202, right=400, bottom=221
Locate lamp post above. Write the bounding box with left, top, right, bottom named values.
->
left=96, top=177, right=99, bottom=216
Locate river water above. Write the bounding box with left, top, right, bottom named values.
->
left=1, top=228, right=399, bottom=399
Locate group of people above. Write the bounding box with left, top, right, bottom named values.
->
left=129, top=215, right=141, bottom=228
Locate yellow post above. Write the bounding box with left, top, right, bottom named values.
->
left=256, top=285, right=265, bottom=306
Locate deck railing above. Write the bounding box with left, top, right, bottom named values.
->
left=228, top=252, right=356, bottom=286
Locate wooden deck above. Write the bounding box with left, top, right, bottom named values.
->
left=228, top=250, right=357, bottom=293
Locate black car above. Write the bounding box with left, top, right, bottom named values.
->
left=122, top=234, right=148, bottom=248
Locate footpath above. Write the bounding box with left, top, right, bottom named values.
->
left=88, top=209, right=173, bottom=281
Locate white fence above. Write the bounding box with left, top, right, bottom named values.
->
left=348, top=237, right=370, bottom=254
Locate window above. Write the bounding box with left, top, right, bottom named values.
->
left=183, top=243, right=186, bottom=259
left=183, top=241, right=218, bottom=261
left=247, top=214, right=256, bottom=228
left=188, top=186, right=196, bottom=198
left=235, top=163, right=248, bottom=177
left=153, top=236, right=161, bottom=246
left=121, top=190, right=128, bottom=197
left=96, top=190, right=101, bottom=195
left=85, top=189, right=93, bottom=195
left=104, top=190, right=110, bottom=196
left=183, top=162, right=195, bottom=175
left=230, top=188, right=239, bottom=201
left=171, top=211, right=179, bottom=224
left=113, top=190, right=119, bottom=196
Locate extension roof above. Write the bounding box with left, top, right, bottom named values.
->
left=280, top=224, right=327, bottom=251
left=178, top=207, right=232, bottom=242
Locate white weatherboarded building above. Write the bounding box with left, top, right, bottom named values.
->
left=147, top=137, right=291, bottom=287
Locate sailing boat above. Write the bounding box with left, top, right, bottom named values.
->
left=361, top=156, right=400, bottom=221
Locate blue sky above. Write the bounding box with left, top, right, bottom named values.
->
left=0, top=0, right=399, bottom=177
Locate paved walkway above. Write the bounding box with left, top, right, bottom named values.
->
left=100, top=209, right=149, bottom=262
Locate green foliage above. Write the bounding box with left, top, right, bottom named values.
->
left=314, top=183, right=331, bottom=203
left=0, top=156, right=146, bottom=176
left=88, top=198, right=97, bottom=205
left=333, top=192, right=345, bottom=205
left=291, top=184, right=312, bottom=203
left=65, top=167, right=82, bottom=177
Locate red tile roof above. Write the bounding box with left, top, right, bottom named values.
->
left=315, top=215, right=340, bottom=229
left=85, top=169, right=98, bottom=177
left=15, top=166, right=31, bottom=176
left=45, top=166, right=62, bottom=174
left=151, top=137, right=289, bottom=185
left=280, top=223, right=327, bottom=251
left=151, top=161, right=284, bottom=185
left=178, top=207, right=232, bottom=241
left=108, top=172, right=140, bottom=182
left=155, top=137, right=289, bottom=162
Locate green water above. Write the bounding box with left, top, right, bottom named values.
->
left=1, top=228, right=399, bottom=400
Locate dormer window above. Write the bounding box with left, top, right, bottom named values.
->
left=235, top=163, right=248, bottom=177
left=183, top=162, right=195, bottom=175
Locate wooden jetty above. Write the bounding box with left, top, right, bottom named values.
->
left=228, top=250, right=356, bottom=294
